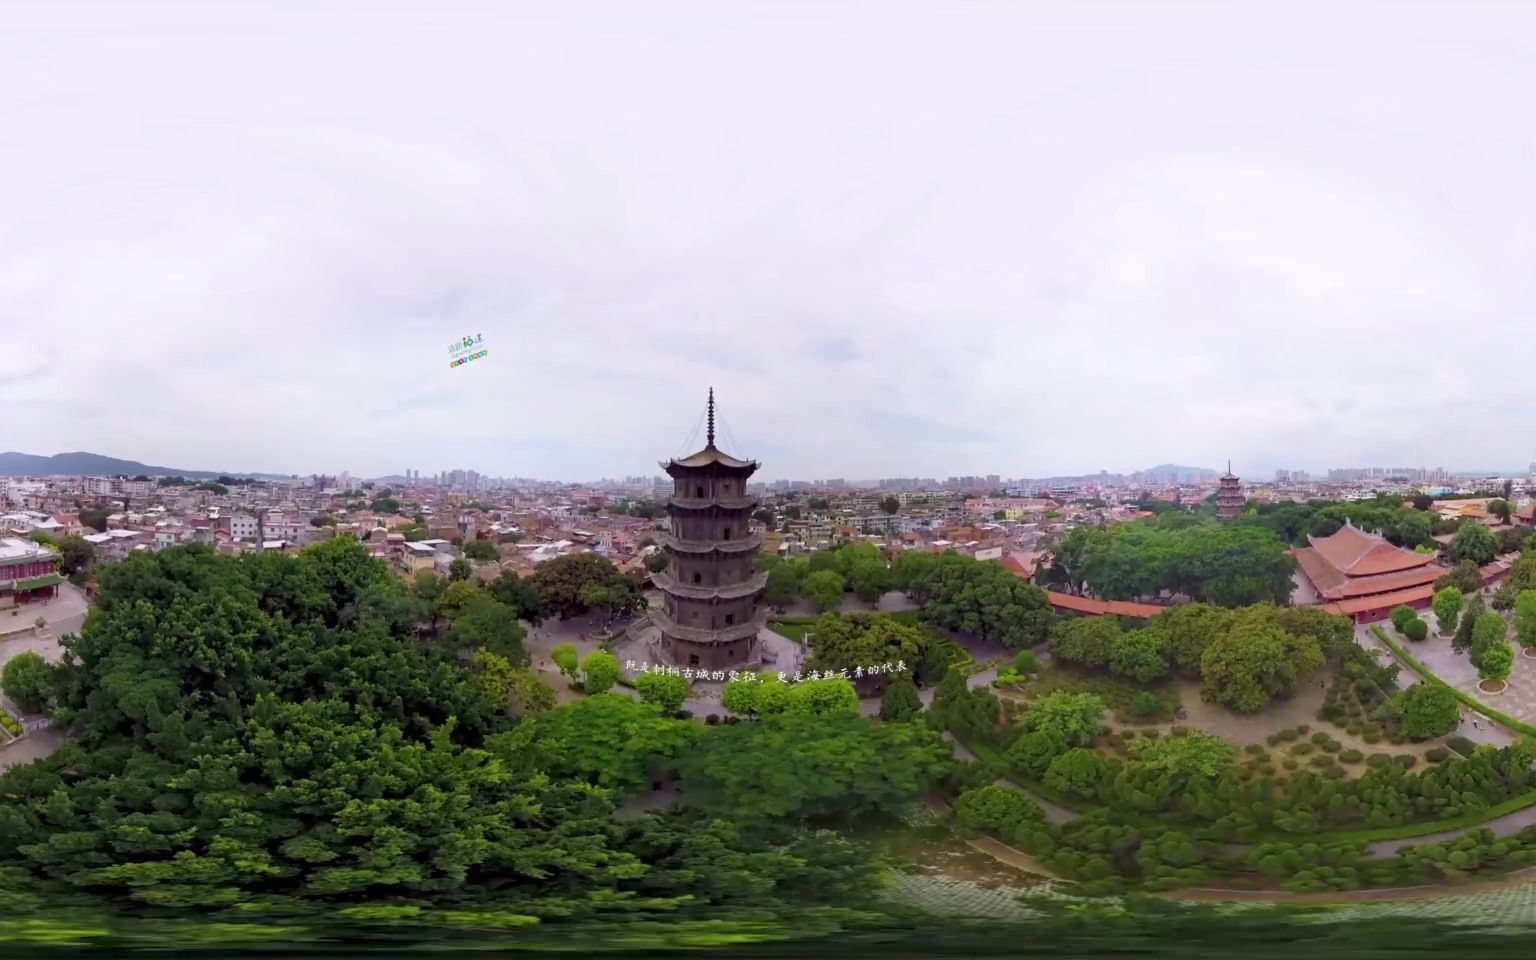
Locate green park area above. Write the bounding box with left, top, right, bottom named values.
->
left=8, top=503, right=1536, bottom=950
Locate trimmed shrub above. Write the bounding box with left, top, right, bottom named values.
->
left=1310, top=731, right=1329, bottom=745
left=705, top=714, right=720, bottom=725
left=1277, top=729, right=1300, bottom=742
left=1363, top=731, right=1382, bottom=744
left=1244, top=743, right=1265, bottom=755
left=1404, top=618, right=1429, bottom=642
left=1323, top=766, right=1347, bottom=780
left=1292, top=742, right=1315, bottom=755
left=1266, top=733, right=1281, bottom=747
left=1259, top=763, right=1277, bottom=776
left=1320, top=740, right=1341, bottom=754
left=1366, top=753, right=1393, bottom=768
left=1308, top=754, right=1333, bottom=769
left=1398, top=755, right=1418, bottom=770
left=1281, top=758, right=1299, bottom=771
left=1448, top=735, right=1477, bottom=757
left=1339, top=749, right=1364, bottom=763
left=1297, top=724, right=1311, bottom=735
left=1426, top=747, right=1450, bottom=762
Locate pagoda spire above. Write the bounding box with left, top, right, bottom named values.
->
left=706, top=387, right=716, bottom=447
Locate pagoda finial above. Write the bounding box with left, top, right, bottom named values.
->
left=1227, top=459, right=1232, bottom=475
left=706, top=387, right=716, bottom=447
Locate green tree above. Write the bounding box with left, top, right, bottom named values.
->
left=448, top=557, right=473, bottom=581
left=444, top=596, right=528, bottom=662
left=953, top=784, right=1044, bottom=834
left=787, top=676, right=860, bottom=717
left=1437, top=559, right=1485, bottom=595
left=879, top=678, right=923, bottom=722
left=678, top=712, right=950, bottom=821
left=463, top=539, right=498, bottom=562
left=1022, top=692, right=1104, bottom=747
left=1126, top=731, right=1235, bottom=779
left=1471, top=611, right=1513, bottom=682
left=763, top=562, right=802, bottom=611
left=471, top=650, right=556, bottom=715
left=27, top=531, right=55, bottom=546
left=1397, top=683, right=1460, bottom=739
left=635, top=670, right=690, bottom=712
left=993, top=509, right=1007, bottom=521
left=1107, top=627, right=1169, bottom=682
left=56, top=534, right=94, bottom=576
left=720, top=676, right=763, bottom=717
left=529, top=553, right=640, bottom=620
left=78, top=507, right=110, bottom=532
left=848, top=558, right=891, bottom=605
left=1432, top=586, right=1464, bottom=635
left=1044, top=747, right=1114, bottom=801
left=1049, top=615, right=1119, bottom=669
left=1149, top=602, right=1234, bottom=676
left=532, top=693, right=696, bottom=791
left=806, top=612, right=930, bottom=675
left=879, top=495, right=900, bottom=515
left=1455, top=592, right=1486, bottom=654
left=643, top=551, right=670, bottom=573
left=1006, top=728, right=1068, bottom=778
left=1404, top=618, right=1428, bottom=642
left=0, top=651, right=53, bottom=712
left=487, top=570, right=543, bottom=623
left=803, top=569, right=846, bottom=612
left=1199, top=606, right=1323, bottom=713
left=1489, top=499, right=1513, bottom=524
left=550, top=641, right=580, bottom=679
left=1390, top=605, right=1417, bottom=633
left=1515, top=590, right=1536, bottom=649
left=1450, top=521, right=1499, bottom=566
left=371, top=495, right=401, bottom=513
left=580, top=650, right=621, bottom=694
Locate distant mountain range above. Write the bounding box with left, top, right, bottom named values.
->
left=0, top=451, right=289, bottom=480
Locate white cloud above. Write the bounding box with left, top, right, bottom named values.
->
left=3, top=1, right=1535, bottom=480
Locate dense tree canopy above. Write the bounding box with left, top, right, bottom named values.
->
left=0, top=539, right=910, bottom=936
left=897, top=552, right=1053, bottom=649
left=1198, top=606, right=1325, bottom=713
left=529, top=553, right=642, bottom=620
left=806, top=612, right=932, bottom=676
left=1450, top=521, right=1499, bottom=566
left=677, top=711, right=949, bottom=821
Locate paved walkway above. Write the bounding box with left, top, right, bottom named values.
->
left=0, top=727, right=63, bottom=773
left=1360, top=623, right=1518, bottom=749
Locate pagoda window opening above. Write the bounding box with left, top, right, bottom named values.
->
left=722, top=527, right=732, bottom=540
left=689, top=654, right=700, bottom=666
left=724, top=613, right=735, bottom=626
left=695, top=485, right=705, bottom=498
left=693, top=571, right=702, bottom=584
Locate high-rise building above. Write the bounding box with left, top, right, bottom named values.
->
left=652, top=389, right=765, bottom=670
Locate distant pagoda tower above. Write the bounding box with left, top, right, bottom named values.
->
left=653, top=389, right=766, bottom=670
left=1217, top=460, right=1244, bottom=520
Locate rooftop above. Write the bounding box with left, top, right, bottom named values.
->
left=0, top=536, right=58, bottom=563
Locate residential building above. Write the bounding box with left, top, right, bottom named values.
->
left=0, top=536, right=61, bottom=608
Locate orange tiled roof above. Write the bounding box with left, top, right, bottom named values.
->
left=1044, top=590, right=1166, bottom=619
left=1306, top=521, right=1433, bottom=577
left=1322, top=583, right=1435, bottom=616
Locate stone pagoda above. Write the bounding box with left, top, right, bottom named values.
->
left=652, top=389, right=767, bottom=670
left=1216, top=461, right=1244, bottom=520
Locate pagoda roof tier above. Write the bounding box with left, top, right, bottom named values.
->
left=652, top=570, right=769, bottom=601
left=660, top=444, right=759, bottom=476
left=666, top=494, right=759, bottom=512
left=658, top=531, right=763, bottom=555
left=652, top=609, right=760, bottom=645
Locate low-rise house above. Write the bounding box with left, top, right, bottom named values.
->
left=0, top=536, right=61, bottom=608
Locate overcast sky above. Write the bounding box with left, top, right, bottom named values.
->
left=4, top=2, right=1535, bottom=481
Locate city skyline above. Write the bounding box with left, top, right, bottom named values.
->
left=6, top=3, right=1536, bottom=479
